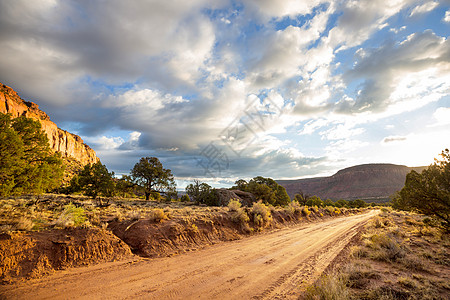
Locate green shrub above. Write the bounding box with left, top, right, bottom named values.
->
left=180, top=194, right=190, bottom=202
left=325, top=206, right=335, bottom=215
left=305, top=196, right=324, bottom=208
left=55, top=203, right=87, bottom=228
left=228, top=199, right=242, bottom=211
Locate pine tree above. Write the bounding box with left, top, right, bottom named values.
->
left=0, top=113, right=64, bottom=196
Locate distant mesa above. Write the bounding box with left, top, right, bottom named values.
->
left=277, top=164, right=426, bottom=203
left=0, top=82, right=99, bottom=177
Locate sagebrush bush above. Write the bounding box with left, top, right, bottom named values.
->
left=228, top=200, right=250, bottom=231
left=149, top=208, right=168, bottom=222
left=285, top=201, right=301, bottom=217
left=126, top=211, right=141, bottom=220
left=304, top=273, right=351, bottom=300
left=399, top=255, right=428, bottom=272
left=372, top=216, right=384, bottom=228
left=181, top=207, right=193, bottom=215
left=349, top=245, right=368, bottom=259
left=227, top=199, right=242, bottom=212
left=163, top=207, right=173, bottom=218
left=251, top=201, right=272, bottom=228
left=368, top=233, right=405, bottom=262
left=302, top=206, right=311, bottom=217
left=380, top=207, right=392, bottom=213
left=325, top=206, right=335, bottom=215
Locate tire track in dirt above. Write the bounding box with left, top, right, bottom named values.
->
left=1, top=211, right=378, bottom=300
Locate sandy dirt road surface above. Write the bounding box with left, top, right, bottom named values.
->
left=2, top=210, right=378, bottom=299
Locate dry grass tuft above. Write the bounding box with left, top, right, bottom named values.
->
left=15, top=216, right=34, bottom=231
left=304, top=272, right=351, bottom=300
left=149, top=208, right=168, bottom=222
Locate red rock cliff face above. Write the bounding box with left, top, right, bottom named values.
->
left=0, top=83, right=99, bottom=167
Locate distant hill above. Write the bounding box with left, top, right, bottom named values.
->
left=277, top=164, right=426, bottom=203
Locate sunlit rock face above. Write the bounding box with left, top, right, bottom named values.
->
left=0, top=82, right=99, bottom=167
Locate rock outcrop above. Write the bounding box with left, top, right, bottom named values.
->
left=214, top=189, right=256, bottom=206
left=277, top=164, right=426, bottom=203
left=0, top=83, right=99, bottom=169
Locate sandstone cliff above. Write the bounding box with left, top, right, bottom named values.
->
left=277, top=164, right=426, bottom=203
left=0, top=83, right=99, bottom=169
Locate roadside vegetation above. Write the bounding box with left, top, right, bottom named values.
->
left=303, top=209, right=449, bottom=300
left=304, top=149, right=450, bottom=299
left=392, top=149, right=450, bottom=231
left=0, top=193, right=365, bottom=236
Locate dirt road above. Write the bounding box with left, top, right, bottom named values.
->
left=2, top=210, right=378, bottom=299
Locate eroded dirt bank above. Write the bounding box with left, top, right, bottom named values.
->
left=1, top=210, right=378, bottom=299
left=0, top=228, right=132, bottom=284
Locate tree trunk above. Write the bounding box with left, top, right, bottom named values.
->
left=145, top=191, right=150, bottom=200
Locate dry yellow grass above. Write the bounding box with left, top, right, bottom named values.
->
left=305, top=210, right=449, bottom=299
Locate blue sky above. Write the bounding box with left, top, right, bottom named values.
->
left=0, top=0, right=449, bottom=189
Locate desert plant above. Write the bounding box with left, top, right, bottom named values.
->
left=228, top=199, right=242, bottom=211
left=15, top=216, right=34, bottom=231
left=55, top=203, right=87, bottom=228
left=349, top=245, right=368, bottom=259
left=285, top=200, right=301, bottom=217
left=304, top=272, right=351, bottom=300
left=325, top=206, right=335, bottom=215
left=302, top=206, right=311, bottom=217
left=372, top=216, right=385, bottom=228
left=163, top=206, right=173, bottom=218
left=250, top=201, right=272, bottom=228
left=368, top=233, right=405, bottom=262
left=228, top=199, right=250, bottom=231
left=149, top=208, right=168, bottom=222
left=180, top=194, right=190, bottom=202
